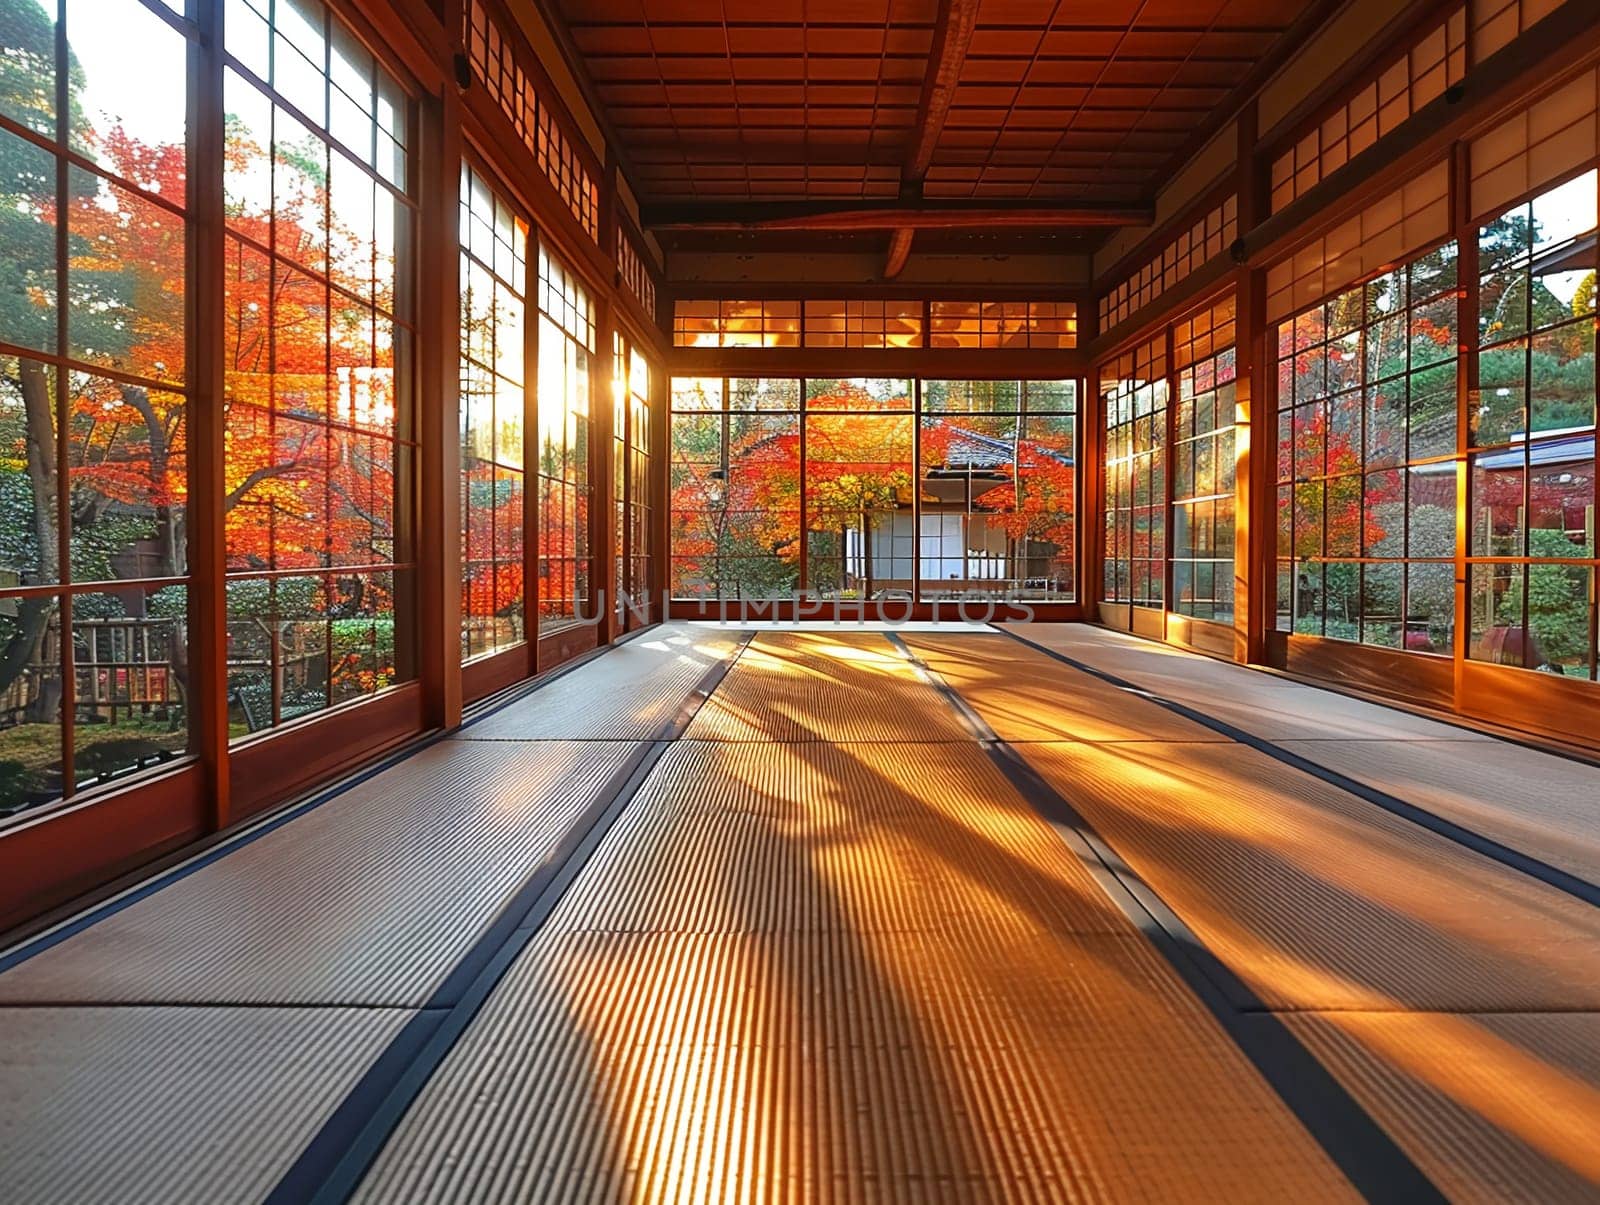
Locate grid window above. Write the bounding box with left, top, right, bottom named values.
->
left=616, top=228, right=656, bottom=317
left=627, top=346, right=653, bottom=620
left=919, top=382, right=1077, bottom=602
left=803, top=300, right=923, bottom=349
left=804, top=384, right=916, bottom=601
left=1468, top=169, right=1597, bottom=679
left=669, top=379, right=802, bottom=602
left=1268, top=9, right=1466, bottom=214
left=669, top=378, right=1077, bottom=603
left=1172, top=299, right=1239, bottom=623
left=464, top=0, right=598, bottom=239
left=1274, top=241, right=1461, bottom=651
left=1265, top=163, right=1451, bottom=324
left=1098, top=197, right=1237, bottom=333
left=537, top=246, right=594, bottom=631
left=673, top=300, right=801, bottom=348
left=1101, top=338, right=1169, bottom=607
left=459, top=162, right=527, bottom=662
left=221, top=0, right=418, bottom=735
left=0, top=0, right=195, bottom=813
left=1474, top=0, right=1565, bottom=63
left=610, top=334, right=653, bottom=627
left=928, top=301, right=1078, bottom=349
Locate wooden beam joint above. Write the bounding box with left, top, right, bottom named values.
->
left=883, top=229, right=915, bottom=279
left=644, top=200, right=1154, bottom=233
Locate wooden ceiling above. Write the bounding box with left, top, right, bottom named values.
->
left=549, top=0, right=1332, bottom=270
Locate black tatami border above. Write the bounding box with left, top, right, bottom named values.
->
left=0, top=624, right=667, bottom=973
left=992, top=624, right=1600, bottom=910
left=264, top=631, right=754, bottom=1205
left=885, top=632, right=1446, bottom=1205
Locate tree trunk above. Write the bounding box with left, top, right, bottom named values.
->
left=21, top=359, right=58, bottom=584
left=118, top=384, right=187, bottom=728
left=0, top=361, right=63, bottom=715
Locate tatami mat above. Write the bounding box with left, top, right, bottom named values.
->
left=1006, top=624, right=1491, bottom=743
left=684, top=631, right=974, bottom=743
left=546, top=739, right=1131, bottom=938
left=1275, top=737, right=1600, bottom=885
left=353, top=638, right=1357, bottom=1204
left=1017, top=738, right=1600, bottom=1011
left=354, top=927, right=1355, bottom=1204
left=8, top=621, right=1599, bottom=1202
left=1281, top=1011, right=1600, bottom=1204
left=996, top=624, right=1599, bottom=890
left=458, top=626, right=738, bottom=741
left=0, top=1005, right=410, bottom=1205
left=905, top=631, right=1229, bottom=743
left=0, top=741, right=640, bottom=1006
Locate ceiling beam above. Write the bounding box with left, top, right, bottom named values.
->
left=887, top=0, right=983, bottom=278
left=906, top=0, right=981, bottom=180
left=643, top=199, right=1154, bottom=233
left=883, top=229, right=915, bottom=278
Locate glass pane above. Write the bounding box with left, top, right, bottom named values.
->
left=1405, top=562, right=1453, bottom=654
left=671, top=377, right=722, bottom=410
left=669, top=410, right=799, bottom=601
left=1470, top=454, right=1522, bottom=557
left=1530, top=319, right=1595, bottom=435
left=805, top=377, right=912, bottom=411
left=328, top=570, right=400, bottom=704
left=923, top=379, right=1021, bottom=414
left=0, top=358, right=61, bottom=586
left=1361, top=562, right=1402, bottom=648
left=805, top=413, right=912, bottom=599
left=66, top=0, right=188, bottom=196
left=71, top=586, right=188, bottom=794
left=1469, top=562, right=1521, bottom=665
left=0, top=0, right=56, bottom=137
left=224, top=576, right=273, bottom=734
left=66, top=374, right=187, bottom=584
left=67, top=167, right=186, bottom=385
left=727, top=377, right=800, bottom=411
left=0, top=592, right=63, bottom=817
left=0, top=125, right=60, bottom=355
left=273, top=105, right=329, bottom=274
left=1526, top=562, right=1591, bottom=678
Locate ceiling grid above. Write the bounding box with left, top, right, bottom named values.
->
left=554, top=0, right=1322, bottom=263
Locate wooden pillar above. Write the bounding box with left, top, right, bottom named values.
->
left=648, top=357, right=670, bottom=622
left=417, top=84, right=464, bottom=730
left=595, top=154, right=620, bottom=645
left=1081, top=360, right=1105, bottom=622
left=592, top=306, right=617, bottom=645
left=1233, top=100, right=1273, bottom=666
left=190, top=0, right=231, bottom=826
left=1451, top=140, right=1474, bottom=706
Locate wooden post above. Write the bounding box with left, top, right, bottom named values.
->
left=1451, top=140, right=1474, bottom=707
left=596, top=153, right=621, bottom=645
left=1081, top=361, right=1105, bottom=621
left=417, top=85, right=464, bottom=730
left=592, top=297, right=617, bottom=645
left=190, top=0, right=231, bottom=826
left=648, top=357, right=670, bottom=622
left=1234, top=101, right=1273, bottom=666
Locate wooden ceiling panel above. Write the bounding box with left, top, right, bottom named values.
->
left=1035, top=30, right=1127, bottom=58
left=807, top=28, right=889, bottom=55
left=966, top=28, right=1048, bottom=57
left=1020, top=60, right=1117, bottom=86
left=552, top=0, right=1328, bottom=253
left=974, top=0, right=1059, bottom=23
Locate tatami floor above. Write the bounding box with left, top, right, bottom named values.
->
left=2, top=623, right=1598, bottom=1203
